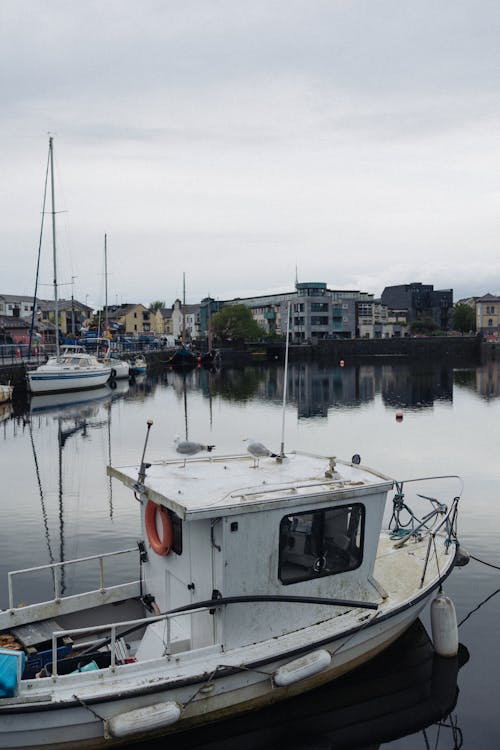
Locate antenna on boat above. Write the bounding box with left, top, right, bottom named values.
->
left=138, top=419, right=154, bottom=484
left=279, top=301, right=291, bottom=460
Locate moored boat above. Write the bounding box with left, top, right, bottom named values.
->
left=0, top=422, right=466, bottom=749
left=26, top=138, right=112, bottom=396
left=132, top=355, right=147, bottom=375
left=27, top=346, right=112, bottom=394
left=0, top=383, right=13, bottom=403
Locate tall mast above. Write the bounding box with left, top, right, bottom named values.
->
left=49, top=136, right=60, bottom=359
left=104, top=233, right=108, bottom=332
left=182, top=271, right=186, bottom=345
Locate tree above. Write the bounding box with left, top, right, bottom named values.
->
left=149, top=300, right=166, bottom=312
left=211, top=304, right=265, bottom=343
left=452, top=303, right=476, bottom=334
left=409, top=316, right=439, bottom=335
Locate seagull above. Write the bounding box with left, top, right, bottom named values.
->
left=245, top=439, right=278, bottom=467
left=174, top=436, right=215, bottom=464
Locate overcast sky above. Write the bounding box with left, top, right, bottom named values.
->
left=2, top=0, right=500, bottom=309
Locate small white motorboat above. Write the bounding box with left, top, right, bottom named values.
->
left=0, top=421, right=466, bottom=749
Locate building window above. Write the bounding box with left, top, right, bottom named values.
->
left=311, top=316, right=329, bottom=326
left=488, top=319, right=493, bottom=327
left=278, top=504, right=364, bottom=584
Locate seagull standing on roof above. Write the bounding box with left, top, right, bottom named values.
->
left=245, top=438, right=278, bottom=468
left=174, top=436, right=215, bottom=465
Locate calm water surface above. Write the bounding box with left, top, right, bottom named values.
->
left=1, top=360, right=499, bottom=748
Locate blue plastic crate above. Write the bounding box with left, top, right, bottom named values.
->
left=0, top=648, right=25, bottom=698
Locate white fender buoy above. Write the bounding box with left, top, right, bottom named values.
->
left=431, top=593, right=458, bottom=657
left=339, top=360, right=345, bottom=367
left=106, top=701, right=181, bottom=738
left=273, top=649, right=331, bottom=687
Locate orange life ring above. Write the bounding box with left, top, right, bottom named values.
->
left=145, top=500, right=173, bottom=555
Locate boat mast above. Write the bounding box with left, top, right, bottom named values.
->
left=279, top=301, right=291, bottom=458
left=104, top=233, right=108, bottom=334
left=182, top=272, right=186, bottom=345
left=49, top=137, right=60, bottom=359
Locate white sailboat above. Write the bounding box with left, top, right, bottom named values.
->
left=27, top=138, right=111, bottom=395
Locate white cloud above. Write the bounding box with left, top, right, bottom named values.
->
left=2, top=1, right=500, bottom=308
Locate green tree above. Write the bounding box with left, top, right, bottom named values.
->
left=211, top=304, right=265, bottom=343
left=452, top=303, right=476, bottom=334
left=409, top=316, right=439, bottom=335
left=149, top=300, right=166, bottom=312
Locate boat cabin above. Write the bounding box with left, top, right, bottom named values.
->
left=110, top=452, right=393, bottom=654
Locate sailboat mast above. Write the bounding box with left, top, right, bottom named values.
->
left=104, top=233, right=108, bottom=333
left=182, top=272, right=186, bottom=345
left=49, top=137, right=60, bottom=359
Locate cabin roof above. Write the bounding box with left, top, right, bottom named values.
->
left=108, top=452, right=393, bottom=520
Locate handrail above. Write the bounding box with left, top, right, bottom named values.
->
left=50, top=608, right=208, bottom=677
left=8, top=547, right=137, bottom=610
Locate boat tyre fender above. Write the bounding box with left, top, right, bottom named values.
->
left=110, top=368, right=117, bottom=379
left=145, top=500, right=173, bottom=555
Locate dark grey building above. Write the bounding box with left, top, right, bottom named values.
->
left=381, top=283, right=453, bottom=330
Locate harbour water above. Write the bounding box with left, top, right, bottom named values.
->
left=1, top=359, right=499, bottom=748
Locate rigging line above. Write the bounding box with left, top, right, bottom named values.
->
left=457, top=586, right=500, bottom=628
left=469, top=553, right=500, bottom=571
left=28, top=145, right=51, bottom=359
left=180, top=665, right=222, bottom=714
left=72, top=694, right=104, bottom=721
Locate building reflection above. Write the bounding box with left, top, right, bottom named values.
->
left=207, top=362, right=455, bottom=418
left=475, top=361, right=500, bottom=399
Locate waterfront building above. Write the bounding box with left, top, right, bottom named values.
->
left=381, top=283, right=453, bottom=330
left=0, top=294, right=37, bottom=318
left=212, top=283, right=373, bottom=342
left=38, top=298, right=93, bottom=338
left=103, top=303, right=152, bottom=335
left=475, top=293, right=500, bottom=339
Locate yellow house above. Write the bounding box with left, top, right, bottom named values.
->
left=476, top=294, right=500, bottom=339
left=105, top=304, right=152, bottom=335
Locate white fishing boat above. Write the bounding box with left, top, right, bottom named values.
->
left=0, top=310, right=467, bottom=748
left=0, top=426, right=466, bottom=749
left=0, top=383, right=13, bottom=403
left=26, top=138, right=112, bottom=395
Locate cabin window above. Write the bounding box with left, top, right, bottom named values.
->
left=278, top=504, right=364, bottom=584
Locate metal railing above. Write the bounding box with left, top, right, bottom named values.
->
left=7, top=547, right=138, bottom=610
left=49, top=607, right=211, bottom=677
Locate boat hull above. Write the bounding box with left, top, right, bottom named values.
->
left=0, top=595, right=433, bottom=750
left=27, top=370, right=111, bottom=394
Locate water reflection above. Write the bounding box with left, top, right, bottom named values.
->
left=133, top=619, right=467, bottom=750
left=207, top=362, right=457, bottom=417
